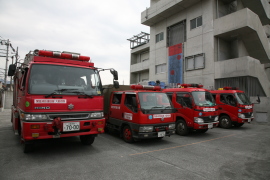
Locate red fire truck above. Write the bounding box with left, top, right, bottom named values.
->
left=103, top=85, right=176, bottom=142
left=8, top=49, right=119, bottom=153
left=210, top=87, right=260, bottom=128
left=163, top=84, right=219, bottom=135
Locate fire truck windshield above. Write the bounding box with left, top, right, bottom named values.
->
left=192, top=91, right=216, bottom=106
left=138, top=92, right=173, bottom=110
left=28, top=64, right=102, bottom=96
left=235, top=93, right=251, bottom=105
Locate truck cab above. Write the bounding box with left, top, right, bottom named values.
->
left=104, top=85, right=176, bottom=143
left=163, top=84, right=219, bottom=135
left=8, top=49, right=119, bottom=152
left=210, top=87, right=257, bottom=128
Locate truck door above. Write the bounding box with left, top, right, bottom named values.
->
left=123, top=92, right=138, bottom=123
left=110, top=92, right=123, bottom=120
left=175, top=92, right=194, bottom=127
left=219, top=93, right=238, bottom=120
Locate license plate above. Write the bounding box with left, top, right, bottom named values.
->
left=248, top=118, right=251, bottom=123
left=208, top=123, right=213, bottom=129
left=63, top=122, right=80, bottom=132
left=158, top=131, right=166, bottom=137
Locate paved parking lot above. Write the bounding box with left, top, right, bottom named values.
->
left=0, top=109, right=270, bottom=180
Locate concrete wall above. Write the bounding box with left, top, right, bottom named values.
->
left=251, top=96, right=270, bottom=123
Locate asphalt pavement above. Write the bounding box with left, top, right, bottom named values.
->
left=0, top=109, right=270, bottom=180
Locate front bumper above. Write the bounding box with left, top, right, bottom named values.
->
left=132, top=129, right=175, bottom=139
left=237, top=117, right=254, bottom=123
left=21, top=118, right=105, bottom=141
left=193, top=122, right=219, bottom=129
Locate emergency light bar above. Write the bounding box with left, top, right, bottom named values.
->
left=223, top=86, right=238, bottom=90
left=180, top=84, right=203, bottom=88
left=35, top=50, right=90, bottom=61
left=131, top=85, right=161, bottom=91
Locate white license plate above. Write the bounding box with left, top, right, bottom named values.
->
left=208, top=123, right=213, bottom=129
left=63, top=122, right=80, bottom=132
left=158, top=131, right=166, bottom=137
left=248, top=118, right=251, bottom=122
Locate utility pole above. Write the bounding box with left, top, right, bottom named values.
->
left=4, top=39, right=9, bottom=86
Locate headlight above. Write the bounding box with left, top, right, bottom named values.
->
left=139, top=126, right=153, bottom=132
left=238, top=113, right=245, bottom=119
left=169, top=123, right=175, bottom=129
left=214, top=116, right=219, bottom=122
left=90, top=112, right=104, bottom=118
left=23, top=114, right=48, bottom=121
left=194, top=117, right=204, bottom=124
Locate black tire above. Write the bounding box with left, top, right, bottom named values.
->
left=176, top=120, right=189, bottom=136
left=197, top=129, right=208, bottom=133
left=122, top=125, right=134, bottom=143
left=234, top=123, right=244, bottom=127
left=219, top=115, right=232, bottom=129
left=23, top=142, right=33, bottom=153
left=80, top=135, right=95, bottom=145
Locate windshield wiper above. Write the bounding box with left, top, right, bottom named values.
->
left=151, top=106, right=163, bottom=109
left=70, top=91, right=94, bottom=98
left=45, top=89, right=79, bottom=98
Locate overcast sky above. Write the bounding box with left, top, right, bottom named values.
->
left=0, top=0, right=150, bottom=84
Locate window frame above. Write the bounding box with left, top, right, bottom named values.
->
left=185, top=53, right=205, bottom=71
left=156, top=32, right=164, bottom=43
left=155, top=63, right=167, bottom=74
left=190, top=16, right=202, bottom=30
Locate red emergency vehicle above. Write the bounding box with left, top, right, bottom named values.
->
left=210, top=87, right=259, bottom=128
left=163, top=84, right=219, bottom=135
left=8, top=49, right=119, bottom=152
left=103, top=85, right=176, bottom=142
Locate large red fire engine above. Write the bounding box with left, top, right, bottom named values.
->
left=8, top=49, right=119, bottom=152
left=103, top=85, right=176, bottom=142
left=210, top=87, right=260, bottom=128
left=163, top=84, right=219, bottom=135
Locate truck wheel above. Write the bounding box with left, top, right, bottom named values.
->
left=219, top=115, right=232, bottom=129
left=122, top=126, right=134, bottom=143
left=80, top=135, right=95, bottom=145
left=234, top=123, right=244, bottom=127
left=23, top=142, right=33, bottom=153
left=197, top=129, right=208, bottom=133
left=176, top=120, right=189, bottom=136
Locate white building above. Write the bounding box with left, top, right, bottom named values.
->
left=128, top=0, right=270, bottom=99
left=128, top=0, right=270, bottom=122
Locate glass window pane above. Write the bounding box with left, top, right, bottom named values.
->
left=194, top=55, right=204, bottom=69
left=197, top=16, right=202, bottom=27
left=186, top=57, right=194, bottom=70
left=190, top=19, right=196, bottom=29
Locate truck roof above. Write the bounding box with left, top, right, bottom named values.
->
left=163, top=87, right=208, bottom=93
left=210, top=89, right=244, bottom=94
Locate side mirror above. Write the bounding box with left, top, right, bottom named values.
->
left=8, top=64, right=16, bottom=76
left=256, top=95, right=260, bottom=104
left=113, top=81, right=119, bottom=89
left=110, top=69, right=118, bottom=80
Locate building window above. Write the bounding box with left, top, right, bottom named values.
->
left=167, top=20, right=186, bottom=47
left=190, top=16, right=202, bottom=30
left=185, top=53, right=205, bottom=71
left=140, top=51, right=149, bottom=62
left=156, top=32, right=164, bottom=43
left=156, top=64, right=166, bottom=74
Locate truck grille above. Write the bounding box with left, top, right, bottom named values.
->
left=154, top=125, right=168, bottom=131
left=202, top=116, right=217, bottom=123
left=48, top=113, right=90, bottom=121
left=243, top=112, right=252, bottom=118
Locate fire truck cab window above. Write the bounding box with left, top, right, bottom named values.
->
left=176, top=93, right=192, bottom=108
left=112, top=94, right=122, bottom=104
left=28, top=64, right=102, bottom=95
left=221, top=94, right=236, bottom=106
left=124, top=94, right=137, bottom=112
